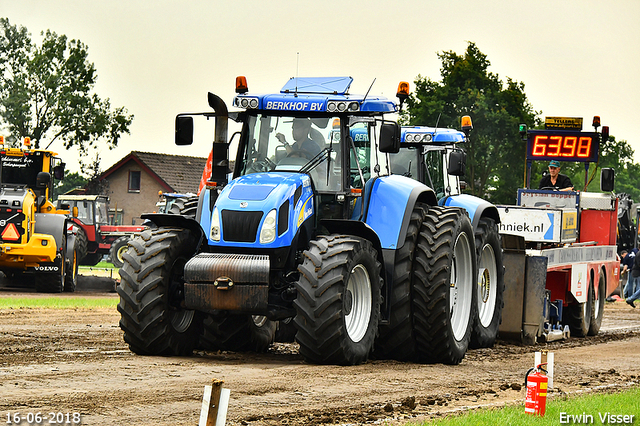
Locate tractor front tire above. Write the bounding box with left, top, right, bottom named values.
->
left=470, top=217, right=504, bottom=349
left=117, top=227, right=202, bottom=356
left=412, top=207, right=476, bottom=365
left=294, top=235, right=382, bottom=365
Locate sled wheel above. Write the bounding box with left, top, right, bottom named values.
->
left=117, top=227, right=203, bottom=355
left=588, top=270, right=606, bottom=336
left=566, top=273, right=593, bottom=337
left=470, top=217, right=504, bottom=348
left=412, top=207, right=476, bottom=365
left=294, top=235, right=382, bottom=365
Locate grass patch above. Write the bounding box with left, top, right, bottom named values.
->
left=79, top=261, right=116, bottom=269
left=0, top=297, right=118, bottom=309
left=408, top=386, right=640, bottom=425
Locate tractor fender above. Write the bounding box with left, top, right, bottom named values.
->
left=361, top=174, right=437, bottom=250
left=34, top=213, right=66, bottom=252
left=140, top=213, right=206, bottom=255
left=440, top=194, right=500, bottom=231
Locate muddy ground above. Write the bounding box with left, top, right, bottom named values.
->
left=1, top=278, right=639, bottom=426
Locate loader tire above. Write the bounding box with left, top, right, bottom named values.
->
left=294, top=235, right=382, bottom=365
left=374, top=203, right=427, bottom=360
left=470, top=217, right=504, bottom=348
left=168, top=196, right=199, bottom=219
left=588, top=271, right=606, bottom=336
left=63, top=243, right=78, bottom=293
left=35, top=237, right=66, bottom=293
left=566, top=274, right=593, bottom=337
left=200, top=315, right=276, bottom=352
left=117, top=227, right=203, bottom=356
left=110, top=236, right=130, bottom=268
left=412, top=207, right=476, bottom=365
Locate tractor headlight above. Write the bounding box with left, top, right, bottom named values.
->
left=210, top=208, right=221, bottom=241
left=259, top=209, right=277, bottom=244
left=234, top=97, right=259, bottom=109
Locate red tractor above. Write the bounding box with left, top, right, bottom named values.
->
left=57, top=195, right=145, bottom=267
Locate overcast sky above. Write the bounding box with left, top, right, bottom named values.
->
left=2, top=0, right=639, bottom=173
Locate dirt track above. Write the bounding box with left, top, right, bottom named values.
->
left=1, top=283, right=639, bottom=426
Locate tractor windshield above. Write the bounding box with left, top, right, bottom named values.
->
left=0, top=152, right=45, bottom=189
left=239, top=114, right=340, bottom=191
left=95, top=199, right=109, bottom=225
left=390, top=147, right=419, bottom=178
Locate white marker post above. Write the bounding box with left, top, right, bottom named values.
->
left=535, top=351, right=554, bottom=389
left=199, top=379, right=230, bottom=426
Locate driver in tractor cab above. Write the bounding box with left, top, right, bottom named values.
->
left=275, top=118, right=322, bottom=158
left=538, top=160, right=574, bottom=191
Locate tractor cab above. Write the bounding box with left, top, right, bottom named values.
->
left=390, top=121, right=469, bottom=201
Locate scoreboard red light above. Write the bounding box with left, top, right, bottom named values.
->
left=526, top=130, right=599, bottom=163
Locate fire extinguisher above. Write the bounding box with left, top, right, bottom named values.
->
left=525, top=363, right=548, bottom=416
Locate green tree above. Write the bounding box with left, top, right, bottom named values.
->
left=54, top=171, right=88, bottom=199
left=403, top=42, right=540, bottom=203
left=0, top=18, right=133, bottom=160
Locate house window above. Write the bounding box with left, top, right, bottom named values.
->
left=109, top=209, right=124, bottom=225
left=128, top=170, right=141, bottom=192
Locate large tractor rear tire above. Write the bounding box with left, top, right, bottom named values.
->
left=412, top=207, right=476, bottom=365
left=75, top=227, right=89, bottom=265
left=117, top=227, right=203, bottom=356
left=110, top=236, right=130, bottom=268
left=470, top=217, right=504, bottom=348
left=200, top=314, right=276, bottom=352
left=374, top=203, right=427, bottom=361
left=168, top=196, right=199, bottom=219
left=588, top=271, right=606, bottom=335
left=294, top=235, right=382, bottom=365
left=566, top=274, right=594, bottom=337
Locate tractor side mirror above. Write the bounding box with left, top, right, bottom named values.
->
left=175, top=116, right=194, bottom=146
left=601, top=168, right=615, bottom=192
left=36, top=172, right=51, bottom=189
left=379, top=122, right=400, bottom=153
left=448, top=150, right=466, bottom=176
left=72, top=206, right=78, bottom=218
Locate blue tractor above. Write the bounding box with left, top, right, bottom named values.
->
left=389, top=121, right=504, bottom=348
left=117, top=77, right=477, bottom=365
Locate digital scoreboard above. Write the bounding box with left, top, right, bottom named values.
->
left=526, top=130, right=599, bottom=163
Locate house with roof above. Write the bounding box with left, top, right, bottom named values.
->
left=99, top=151, right=207, bottom=225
